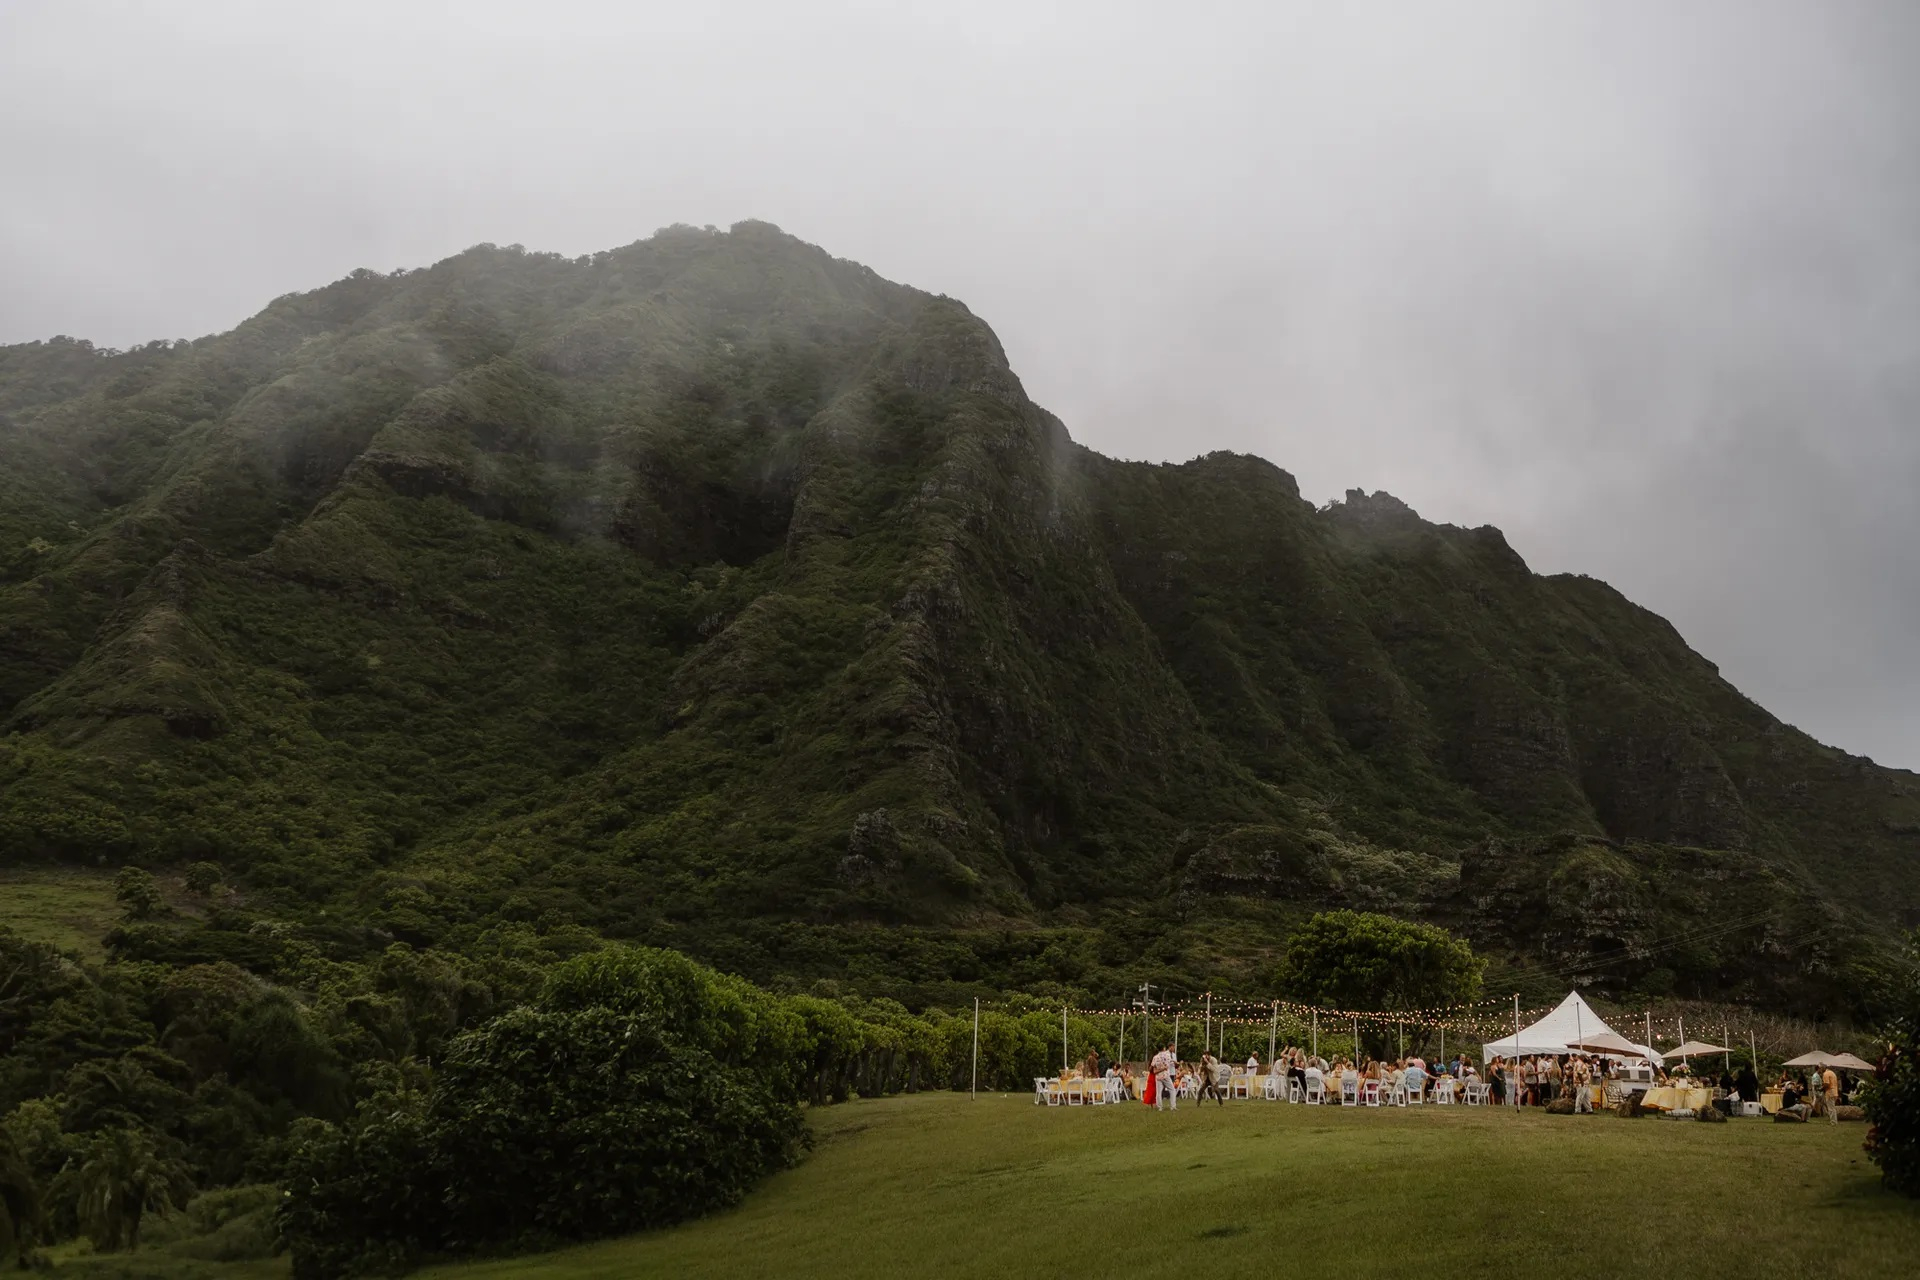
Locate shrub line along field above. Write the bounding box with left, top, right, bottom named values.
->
left=413, top=1091, right=1917, bottom=1280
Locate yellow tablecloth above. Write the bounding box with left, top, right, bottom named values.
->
left=1641, top=1086, right=1711, bottom=1111
left=1760, top=1091, right=1783, bottom=1114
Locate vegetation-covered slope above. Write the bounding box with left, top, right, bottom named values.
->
left=2, top=221, right=1914, bottom=1011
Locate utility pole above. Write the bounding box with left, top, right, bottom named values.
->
left=1134, top=983, right=1160, bottom=1064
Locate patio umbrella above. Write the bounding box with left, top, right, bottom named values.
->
left=1666, top=1040, right=1731, bottom=1059
left=1829, top=1053, right=1877, bottom=1071
left=1783, top=1051, right=1839, bottom=1067
left=1565, top=1032, right=1646, bottom=1058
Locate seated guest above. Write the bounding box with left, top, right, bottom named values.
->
left=1404, top=1060, right=1426, bottom=1099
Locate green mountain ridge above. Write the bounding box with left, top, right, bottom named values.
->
left=1, top=220, right=1913, bottom=1012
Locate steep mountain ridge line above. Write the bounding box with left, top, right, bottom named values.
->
left=0, top=221, right=1914, bottom=1014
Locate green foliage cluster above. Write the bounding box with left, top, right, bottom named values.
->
left=1277, top=909, right=1484, bottom=1014
left=1863, top=931, right=1920, bottom=1196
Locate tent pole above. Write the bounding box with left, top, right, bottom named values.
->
left=1723, top=1025, right=1730, bottom=1076
left=1645, top=1010, right=1653, bottom=1059
left=1311, top=1009, right=1318, bottom=1062
left=1750, top=1030, right=1758, bottom=1077
left=1513, top=994, right=1522, bottom=1110
left=1118, top=1010, right=1127, bottom=1067
left=1205, top=993, right=1211, bottom=1058
left=1269, top=1002, right=1276, bottom=1066
left=1063, top=1006, right=1068, bottom=1074
left=1175, top=1012, right=1181, bottom=1058
left=970, top=998, right=979, bottom=1099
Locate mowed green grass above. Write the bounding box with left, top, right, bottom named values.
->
left=425, top=1092, right=1918, bottom=1280
left=0, top=867, right=121, bottom=959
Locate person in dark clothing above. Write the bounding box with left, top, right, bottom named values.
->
left=1736, top=1064, right=1761, bottom=1103
left=1489, top=1056, right=1507, bottom=1105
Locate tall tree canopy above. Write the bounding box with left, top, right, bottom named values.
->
left=1277, top=911, right=1483, bottom=1014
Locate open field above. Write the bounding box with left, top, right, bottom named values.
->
left=0, top=867, right=121, bottom=959
left=37, top=1090, right=1918, bottom=1279
left=427, top=1091, right=1916, bottom=1280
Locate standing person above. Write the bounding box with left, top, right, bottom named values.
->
left=1152, top=1043, right=1178, bottom=1111
left=1198, top=1051, right=1226, bottom=1107
left=1571, top=1055, right=1593, bottom=1113
left=1489, top=1056, right=1507, bottom=1106
left=1822, top=1063, right=1840, bottom=1124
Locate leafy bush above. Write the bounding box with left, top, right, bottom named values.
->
left=281, top=974, right=807, bottom=1277
left=1862, top=933, right=1920, bottom=1196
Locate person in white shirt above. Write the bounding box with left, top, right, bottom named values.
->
left=1152, top=1044, right=1178, bottom=1111
left=1246, top=1054, right=1260, bottom=1074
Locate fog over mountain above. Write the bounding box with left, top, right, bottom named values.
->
left=3, top=0, right=1916, bottom=766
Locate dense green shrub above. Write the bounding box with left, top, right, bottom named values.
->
left=1862, top=934, right=1920, bottom=1196
left=280, top=968, right=808, bottom=1277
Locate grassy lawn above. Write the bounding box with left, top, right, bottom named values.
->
left=0, top=867, right=121, bottom=959
left=422, top=1092, right=1917, bottom=1280
left=33, top=1092, right=1917, bottom=1278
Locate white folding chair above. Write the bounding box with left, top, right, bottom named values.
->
left=1288, top=1078, right=1305, bottom=1104
left=1305, top=1077, right=1326, bottom=1105
left=1406, top=1078, right=1424, bottom=1106
left=1434, top=1078, right=1455, bottom=1105
left=1362, top=1079, right=1382, bottom=1107
left=1044, top=1078, right=1064, bottom=1106
left=1340, top=1074, right=1359, bottom=1105
left=1262, top=1075, right=1280, bottom=1100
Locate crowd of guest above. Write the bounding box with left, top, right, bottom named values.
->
left=1051, top=1044, right=1868, bottom=1118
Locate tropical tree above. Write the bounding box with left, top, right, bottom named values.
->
left=49, top=1127, right=193, bottom=1251
left=182, top=861, right=224, bottom=896
left=112, top=867, right=162, bottom=922
left=1276, top=910, right=1483, bottom=1014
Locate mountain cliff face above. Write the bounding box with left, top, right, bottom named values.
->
left=2, top=222, right=1914, bottom=1008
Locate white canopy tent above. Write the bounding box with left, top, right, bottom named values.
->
left=1480, top=992, right=1664, bottom=1065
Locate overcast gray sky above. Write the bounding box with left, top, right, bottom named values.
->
left=4, top=0, right=1916, bottom=767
